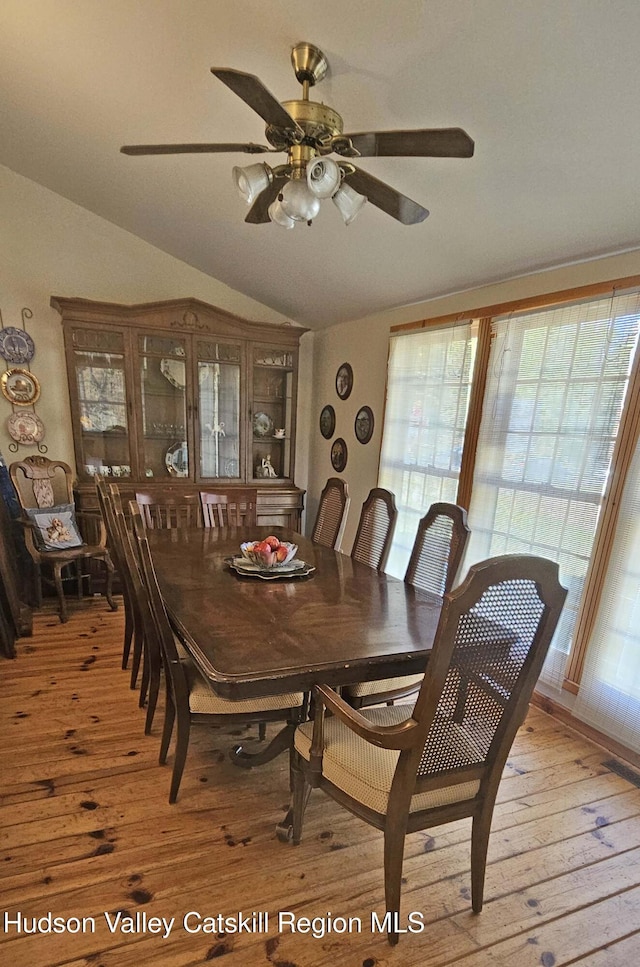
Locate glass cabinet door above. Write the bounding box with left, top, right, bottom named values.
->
left=70, top=328, right=133, bottom=481
left=137, top=333, right=188, bottom=482
left=196, top=338, right=241, bottom=479
left=251, top=345, right=295, bottom=482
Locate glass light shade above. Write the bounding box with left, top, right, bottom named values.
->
left=268, top=198, right=296, bottom=229
left=232, top=163, right=272, bottom=205
left=332, top=182, right=367, bottom=225
left=280, top=179, right=321, bottom=222
left=306, top=157, right=342, bottom=199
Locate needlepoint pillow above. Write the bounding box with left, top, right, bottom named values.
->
left=25, top=503, right=84, bottom=550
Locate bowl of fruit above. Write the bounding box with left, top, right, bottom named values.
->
left=240, top=536, right=298, bottom=569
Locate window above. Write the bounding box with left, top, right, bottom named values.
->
left=464, top=293, right=640, bottom=689
left=380, top=277, right=640, bottom=750
left=378, top=323, right=475, bottom=578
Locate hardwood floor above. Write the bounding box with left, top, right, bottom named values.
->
left=2, top=598, right=640, bottom=966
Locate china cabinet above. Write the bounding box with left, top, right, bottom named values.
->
left=52, top=297, right=307, bottom=527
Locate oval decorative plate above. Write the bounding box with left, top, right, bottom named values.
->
left=7, top=411, right=45, bottom=445
left=165, top=441, right=188, bottom=476
left=253, top=411, right=274, bottom=437
left=0, top=327, right=36, bottom=364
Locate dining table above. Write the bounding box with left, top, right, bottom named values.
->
left=147, top=526, right=443, bottom=767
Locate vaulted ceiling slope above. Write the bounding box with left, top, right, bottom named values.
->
left=1, top=1, right=639, bottom=329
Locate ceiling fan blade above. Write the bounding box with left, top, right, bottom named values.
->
left=120, top=142, right=273, bottom=156
left=344, top=167, right=429, bottom=225
left=341, top=127, right=474, bottom=158
left=211, top=68, right=302, bottom=134
left=245, top=178, right=285, bottom=224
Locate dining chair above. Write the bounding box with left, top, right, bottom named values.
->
left=350, top=487, right=398, bottom=571
left=95, top=475, right=135, bottom=672
left=311, top=477, right=350, bottom=549
left=9, top=456, right=116, bottom=623
left=135, top=492, right=201, bottom=529
left=289, top=554, right=567, bottom=943
left=344, top=502, right=470, bottom=709
left=106, top=485, right=150, bottom=697
left=130, top=509, right=306, bottom=803
left=199, top=489, right=257, bottom=528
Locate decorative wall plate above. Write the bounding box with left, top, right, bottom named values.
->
left=165, top=441, right=188, bottom=476
left=253, top=411, right=274, bottom=437
left=335, top=362, right=353, bottom=400
left=319, top=404, right=335, bottom=439
left=354, top=405, right=374, bottom=444
left=331, top=437, right=348, bottom=472
left=7, top=411, right=45, bottom=445
left=0, top=327, right=35, bottom=364
left=1, top=368, right=40, bottom=405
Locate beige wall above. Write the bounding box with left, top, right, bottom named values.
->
left=0, top=164, right=309, bottom=477
left=306, top=249, right=640, bottom=551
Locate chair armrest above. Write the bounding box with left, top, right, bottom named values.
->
left=313, top=684, right=419, bottom=751
left=75, top=510, right=107, bottom=546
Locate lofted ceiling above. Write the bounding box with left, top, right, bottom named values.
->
left=1, top=0, right=639, bottom=329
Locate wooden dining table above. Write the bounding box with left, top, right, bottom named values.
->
left=148, top=526, right=443, bottom=765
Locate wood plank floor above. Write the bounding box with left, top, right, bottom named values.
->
left=2, top=598, right=640, bottom=967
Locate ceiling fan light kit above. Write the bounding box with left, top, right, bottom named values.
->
left=121, top=41, right=474, bottom=230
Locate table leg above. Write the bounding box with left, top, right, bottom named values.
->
left=229, top=722, right=296, bottom=768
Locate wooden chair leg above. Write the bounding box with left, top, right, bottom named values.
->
left=144, top=649, right=161, bottom=735
left=383, top=819, right=408, bottom=945
left=53, top=563, right=68, bottom=623
left=470, top=805, right=493, bottom=913
left=258, top=722, right=266, bottom=741
left=169, top=708, right=191, bottom=804
left=121, top=586, right=134, bottom=670
left=130, top=625, right=144, bottom=691
left=159, top=689, right=175, bottom=767
left=291, top=750, right=312, bottom=845
left=103, top=559, right=117, bottom=612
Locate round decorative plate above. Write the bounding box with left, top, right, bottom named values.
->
left=7, top=411, right=45, bottom=445
left=165, top=441, right=188, bottom=476
left=1, top=368, right=40, bottom=406
left=253, top=411, right=274, bottom=437
left=160, top=357, right=186, bottom=390
left=0, top=327, right=35, bottom=364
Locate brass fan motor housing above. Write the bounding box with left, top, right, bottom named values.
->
left=266, top=99, right=344, bottom=150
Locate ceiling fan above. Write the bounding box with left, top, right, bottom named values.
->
left=121, top=42, right=474, bottom=229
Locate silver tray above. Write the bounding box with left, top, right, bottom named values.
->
left=224, top=556, right=315, bottom=580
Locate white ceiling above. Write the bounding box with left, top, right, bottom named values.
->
left=2, top=0, right=639, bottom=329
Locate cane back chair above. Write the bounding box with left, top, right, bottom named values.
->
left=311, top=477, right=350, bottom=550
left=290, top=554, right=567, bottom=943
left=350, top=487, right=398, bottom=572
left=345, top=502, right=470, bottom=708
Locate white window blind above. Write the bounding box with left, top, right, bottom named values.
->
left=463, top=291, right=640, bottom=689
left=573, top=432, right=640, bottom=750
left=378, top=324, right=475, bottom=579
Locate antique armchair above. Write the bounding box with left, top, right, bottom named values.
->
left=345, top=502, right=470, bottom=708
left=130, top=508, right=306, bottom=803
left=10, top=456, right=116, bottom=622
left=311, top=477, right=350, bottom=549
left=289, top=554, right=567, bottom=943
